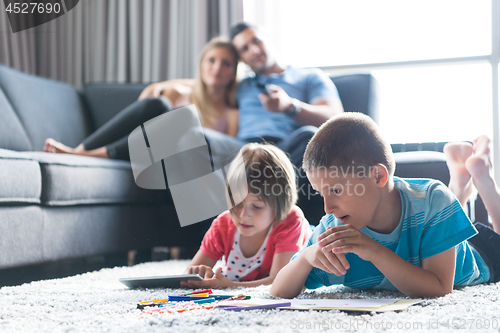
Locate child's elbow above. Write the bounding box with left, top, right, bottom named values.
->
left=431, top=286, right=454, bottom=298
left=270, top=272, right=295, bottom=298
left=270, top=285, right=290, bottom=299
left=270, top=282, right=284, bottom=298
left=270, top=282, right=302, bottom=299
left=405, top=285, right=453, bottom=298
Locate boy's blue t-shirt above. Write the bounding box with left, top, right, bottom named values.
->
left=292, top=177, right=490, bottom=291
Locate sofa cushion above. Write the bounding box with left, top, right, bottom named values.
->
left=0, top=64, right=93, bottom=151
left=0, top=149, right=41, bottom=204
left=0, top=206, right=44, bottom=268
left=11, top=152, right=170, bottom=206
left=0, top=89, right=32, bottom=151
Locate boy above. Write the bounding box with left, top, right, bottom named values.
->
left=271, top=113, right=499, bottom=299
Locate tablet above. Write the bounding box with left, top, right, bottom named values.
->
left=119, top=274, right=203, bottom=289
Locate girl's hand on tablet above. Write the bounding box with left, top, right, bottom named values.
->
left=186, top=265, right=215, bottom=279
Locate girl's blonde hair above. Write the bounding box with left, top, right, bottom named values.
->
left=192, top=37, right=239, bottom=128
left=226, top=143, right=298, bottom=224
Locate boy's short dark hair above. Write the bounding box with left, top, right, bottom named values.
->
left=229, top=22, right=255, bottom=41
left=303, top=113, right=395, bottom=177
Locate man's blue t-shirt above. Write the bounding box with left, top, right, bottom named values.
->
left=236, top=66, right=340, bottom=141
left=292, top=177, right=490, bottom=291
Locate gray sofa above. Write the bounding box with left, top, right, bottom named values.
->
left=0, top=64, right=196, bottom=273
left=2, top=64, right=476, bottom=277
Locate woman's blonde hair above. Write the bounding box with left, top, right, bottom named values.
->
left=192, top=37, right=239, bottom=128
left=226, top=143, right=298, bottom=224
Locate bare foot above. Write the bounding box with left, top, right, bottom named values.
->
left=43, top=138, right=109, bottom=158
left=444, top=141, right=474, bottom=207
left=44, top=138, right=79, bottom=154
left=466, top=136, right=493, bottom=181
left=465, top=136, right=500, bottom=232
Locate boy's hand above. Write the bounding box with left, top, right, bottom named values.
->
left=180, top=267, right=235, bottom=289
left=185, top=265, right=215, bottom=279
left=318, top=225, right=382, bottom=262
left=303, top=243, right=350, bottom=276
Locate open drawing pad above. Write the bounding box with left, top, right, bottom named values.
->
left=119, top=274, right=202, bottom=289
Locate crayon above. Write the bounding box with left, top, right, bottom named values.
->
left=185, top=289, right=213, bottom=295
left=185, top=293, right=209, bottom=297
left=193, top=297, right=216, bottom=304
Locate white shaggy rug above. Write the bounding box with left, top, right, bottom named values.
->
left=0, top=260, right=499, bottom=333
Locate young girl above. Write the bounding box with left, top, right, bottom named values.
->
left=181, top=143, right=311, bottom=288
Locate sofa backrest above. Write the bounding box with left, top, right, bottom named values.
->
left=0, top=64, right=93, bottom=151
left=0, top=88, right=33, bottom=151
left=331, top=74, right=379, bottom=124
left=83, top=83, right=148, bottom=130
left=83, top=74, right=380, bottom=132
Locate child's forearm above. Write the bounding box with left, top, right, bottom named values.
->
left=231, top=275, right=276, bottom=288
left=370, top=245, right=455, bottom=298
left=270, top=254, right=312, bottom=299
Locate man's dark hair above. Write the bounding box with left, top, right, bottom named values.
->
left=229, top=22, right=255, bottom=41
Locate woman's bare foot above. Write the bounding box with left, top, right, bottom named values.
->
left=444, top=141, right=474, bottom=207
left=44, top=138, right=79, bottom=154
left=465, top=136, right=500, bottom=232
left=43, top=138, right=109, bottom=158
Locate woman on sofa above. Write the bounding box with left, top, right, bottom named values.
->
left=44, top=37, right=239, bottom=160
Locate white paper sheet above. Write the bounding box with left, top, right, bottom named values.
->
left=288, top=298, right=400, bottom=309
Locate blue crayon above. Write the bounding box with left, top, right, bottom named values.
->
left=193, top=297, right=216, bottom=304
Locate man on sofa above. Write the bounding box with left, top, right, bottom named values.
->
left=197, top=23, right=344, bottom=227
left=225, top=22, right=343, bottom=166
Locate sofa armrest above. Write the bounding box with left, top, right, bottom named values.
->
left=83, top=83, right=148, bottom=130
